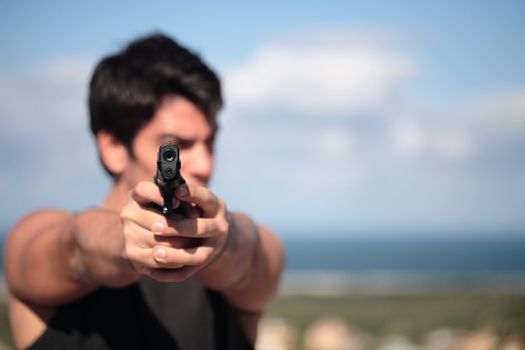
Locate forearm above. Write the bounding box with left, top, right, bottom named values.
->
left=6, top=210, right=82, bottom=305
left=6, top=209, right=139, bottom=306
left=198, top=213, right=285, bottom=312
left=71, top=209, right=140, bottom=288
left=222, top=224, right=285, bottom=311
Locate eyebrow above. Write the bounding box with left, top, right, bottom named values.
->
left=157, top=133, right=187, bottom=142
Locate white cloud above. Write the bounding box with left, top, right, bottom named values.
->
left=299, top=128, right=361, bottom=187
left=473, top=87, right=525, bottom=126
left=430, top=87, right=525, bottom=160
left=389, top=121, right=476, bottom=160
left=386, top=86, right=525, bottom=161
left=462, top=87, right=525, bottom=153
left=313, top=128, right=355, bottom=159
left=217, top=32, right=525, bottom=231
left=223, top=34, right=417, bottom=116
left=0, top=58, right=91, bottom=136
left=0, top=58, right=108, bottom=226
left=390, top=121, right=426, bottom=157
left=2, top=36, right=525, bottom=233
left=432, top=130, right=475, bottom=159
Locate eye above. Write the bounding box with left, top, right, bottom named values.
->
left=177, top=140, right=193, bottom=150
left=206, top=138, right=215, bottom=152
left=206, top=138, right=214, bottom=147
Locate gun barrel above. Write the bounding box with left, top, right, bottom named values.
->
left=154, top=143, right=185, bottom=215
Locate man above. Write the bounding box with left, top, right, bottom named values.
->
left=5, top=33, right=285, bottom=349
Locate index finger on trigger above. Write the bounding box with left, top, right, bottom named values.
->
left=131, top=181, right=165, bottom=207
left=175, top=184, right=220, bottom=216
left=130, top=182, right=182, bottom=217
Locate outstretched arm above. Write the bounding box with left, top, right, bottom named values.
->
left=199, top=214, right=285, bottom=343
left=4, top=209, right=139, bottom=305
left=197, top=213, right=285, bottom=311
left=5, top=182, right=286, bottom=344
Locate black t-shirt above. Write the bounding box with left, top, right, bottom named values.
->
left=28, top=276, right=254, bottom=350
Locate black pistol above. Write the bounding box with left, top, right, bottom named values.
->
left=154, top=143, right=186, bottom=215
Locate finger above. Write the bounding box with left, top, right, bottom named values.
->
left=121, top=202, right=166, bottom=234
left=157, top=218, right=226, bottom=238
left=123, top=201, right=187, bottom=235
left=131, top=181, right=165, bottom=206
left=122, top=222, right=158, bottom=249
left=175, top=184, right=221, bottom=217
left=143, top=200, right=181, bottom=214
left=123, top=220, right=199, bottom=249
left=181, top=202, right=202, bottom=219
left=153, top=236, right=200, bottom=250
left=125, top=247, right=178, bottom=270
left=131, top=181, right=182, bottom=212
left=152, top=244, right=214, bottom=267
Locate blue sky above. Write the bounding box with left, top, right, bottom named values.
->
left=1, top=1, right=524, bottom=236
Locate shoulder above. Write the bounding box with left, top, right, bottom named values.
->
left=6, top=209, right=74, bottom=243
left=5, top=209, right=73, bottom=253
left=5, top=210, right=74, bottom=348
left=4, top=209, right=74, bottom=275
left=12, top=209, right=74, bottom=230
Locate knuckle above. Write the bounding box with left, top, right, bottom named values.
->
left=124, top=246, right=139, bottom=262
left=120, top=206, right=132, bottom=221
left=218, top=217, right=229, bottom=234
left=159, top=250, right=184, bottom=268
left=219, top=222, right=228, bottom=235
left=191, top=251, right=204, bottom=265
left=203, top=220, right=212, bottom=235
left=195, top=220, right=207, bottom=236
left=135, top=181, right=149, bottom=194
left=121, top=221, right=133, bottom=237
left=121, top=201, right=140, bottom=222
left=200, top=249, right=213, bottom=264
left=164, top=252, right=179, bottom=266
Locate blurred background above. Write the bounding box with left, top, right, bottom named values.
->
left=1, top=1, right=525, bottom=349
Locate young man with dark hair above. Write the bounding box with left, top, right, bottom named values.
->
left=5, top=33, right=285, bottom=350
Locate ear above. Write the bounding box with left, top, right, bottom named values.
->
left=96, top=131, right=130, bottom=176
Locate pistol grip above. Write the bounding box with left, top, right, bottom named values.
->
left=161, top=185, right=173, bottom=215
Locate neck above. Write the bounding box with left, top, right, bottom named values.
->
left=101, top=178, right=130, bottom=211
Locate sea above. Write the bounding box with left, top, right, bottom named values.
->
left=279, top=234, right=525, bottom=295
left=2, top=232, right=525, bottom=295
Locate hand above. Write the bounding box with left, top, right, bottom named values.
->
left=120, top=181, right=230, bottom=282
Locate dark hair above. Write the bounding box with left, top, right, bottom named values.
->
left=89, top=33, right=222, bottom=176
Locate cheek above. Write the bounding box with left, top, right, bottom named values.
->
left=123, top=158, right=157, bottom=187
left=133, top=150, right=158, bottom=176
left=179, top=151, right=188, bottom=171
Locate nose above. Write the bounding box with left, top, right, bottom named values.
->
left=181, top=142, right=213, bottom=185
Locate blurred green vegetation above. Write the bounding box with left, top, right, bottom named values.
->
left=267, top=293, right=525, bottom=343
left=0, top=299, right=10, bottom=348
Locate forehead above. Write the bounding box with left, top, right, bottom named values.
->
left=141, top=96, right=217, bottom=139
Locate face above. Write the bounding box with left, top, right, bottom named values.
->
left=121, top=96, right=217, bottom=189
